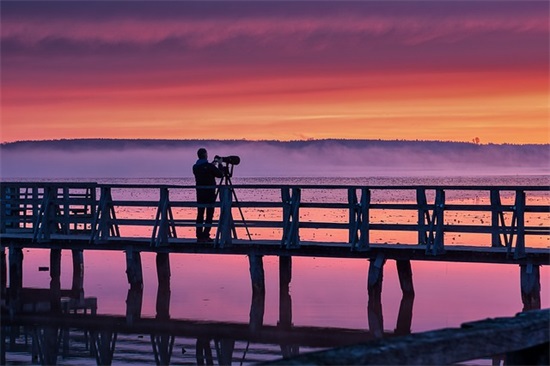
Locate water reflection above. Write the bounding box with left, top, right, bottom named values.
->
left=1, top=255, right=415, bottom=365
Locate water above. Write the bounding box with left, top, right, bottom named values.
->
left=2, top=176, right=549, bottom=364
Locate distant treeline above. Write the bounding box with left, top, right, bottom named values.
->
left=2, top=138, right=548, bottom=151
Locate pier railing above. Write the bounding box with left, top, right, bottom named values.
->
left=1, top=182, right=549, bottom=258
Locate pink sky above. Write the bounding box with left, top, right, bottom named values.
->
left=1, top=1, right=548, bottom=143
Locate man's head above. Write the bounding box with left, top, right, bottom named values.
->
left=197, top=148, right=208, bottom=159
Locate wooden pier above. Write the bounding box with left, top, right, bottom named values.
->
left=1, top=182, right=548, bottom=304
left=1, top=181, right=549, bottom=364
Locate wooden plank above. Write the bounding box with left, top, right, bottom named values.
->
left=3, top=312, right=390, bottom=348
left=2, top=235, right=549, bottom=265
left=265, top=309, right=550, bottom=365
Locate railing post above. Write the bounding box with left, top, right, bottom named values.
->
left=62, top=187, right=70, bottom=235
left=514, top=190, right=526, bottom=259
left=34, top=186, right=58, bottom=243
left=0, top=185, right=8, bottom=234
left=281, top=187, right=301, bottom=248
left=349, top=188, right=371, bottom=251
left=216, top=186, right=233, bottom=248
left=416, top=189, right=428, bottom=245
left=426, top=189, right=445, bottom=255
left=348, top=188, right=357, bottom=244
left=151, top=187, right=177, bottom=247
left=490, top=189, right=503, bottom=247
left=91, top=186, right=119, bottom=243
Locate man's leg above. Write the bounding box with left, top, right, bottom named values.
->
left=204, top=205, right=215, bottom=239
left=196, top=206, right=206, bottom=239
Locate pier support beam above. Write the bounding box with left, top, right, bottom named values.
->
left=71, top=249, right=84, bottom=298
left=395, top=260, right=414, bottom=335
left=125, top=249, right=144, bottom=324
left=126, top=287, right=143, bottom=325
left=156, top=253, right=171, bottom=288
left=216, top=339, right=235, bottom=366
left=368, top=254, right=385, bottom=338
left=33, top=327, right=60, bottom=365
left=50, top=249, right=62, bottom=312
left=248, top=254, right=265, bottom=332
left=8, top=247, right=23, bottom=305
left=520, top=264, right=540, bottom=311
left=396, top=260, right=414, bottom=296
left=1, top=248, right=6, bottom=301
left=279, top=256, right=292, bottom=329
left=151, top=254, right=173, bottom=366
left=125, top=250, right=143, bottom=290
left=279, top=256, right=298, bottom=358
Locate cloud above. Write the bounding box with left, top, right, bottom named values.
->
left=2, top=2, right=547, bottom=51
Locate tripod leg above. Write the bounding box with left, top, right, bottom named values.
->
left=226, top=177, right=252, bottom=241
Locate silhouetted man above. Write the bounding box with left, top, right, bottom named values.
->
left=193, top=148, right=224, bottom=243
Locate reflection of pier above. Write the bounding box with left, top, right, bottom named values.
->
left=1, top=255, right=412, bottom=365
left=1, top=182, right=549, bottom=363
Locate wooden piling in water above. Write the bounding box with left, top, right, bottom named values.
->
left=1, top=248, right=6, bottom=300
left=8, top=247, right=23, bottom=302
left=125, top=287, right=143, bottom=325
left=125, top=249, right=143, bottom=289
left=279, top=256, right=292, bottom=329
left=395, top=260, right=415, bottom=336
left=49, top=249, right=62, bottom=311
left=156, top=252, right=171, bottom=319
left=367, top=254, right=385, bottom=338
left=71, top=249, right=84, bottom=298
left=520, top=263, right=541, bottom=311
left=249, top=254, right=265, bottom=331
left=396, top=260, right=414, bottom=296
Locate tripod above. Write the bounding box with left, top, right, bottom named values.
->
left=215, top=163, right=252, bottom=241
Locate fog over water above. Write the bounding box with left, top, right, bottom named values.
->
left=1, top=139, right=548, bottom=179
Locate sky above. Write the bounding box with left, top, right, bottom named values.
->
left=1, top=1, right=549, bottom=144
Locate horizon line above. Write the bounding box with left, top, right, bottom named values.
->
left=2, top=137, right=549, bottom=147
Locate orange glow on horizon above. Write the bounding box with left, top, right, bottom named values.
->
left=2, top=69, right=547, bottom=144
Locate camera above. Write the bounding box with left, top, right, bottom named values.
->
left=214, top=155, right=241, bottom=165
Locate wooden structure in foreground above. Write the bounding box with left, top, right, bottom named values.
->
left=265, top=309, right=550, bottom=365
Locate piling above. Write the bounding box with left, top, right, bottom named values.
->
left=249, top=254, right=265, bottom=331
left=49, top=249, right=61, bottom=312
left=520, top=263, right=541, bottom=311
left=125, top=249, right=143, bottom=289
left=8, top=247, right=23, bottom=304
left=367, top=254, right=385, bottom=338
left=71, top=249, right=84, bottom=298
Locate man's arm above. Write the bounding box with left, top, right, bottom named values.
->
left=209, top=163, right=225, bottom=178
